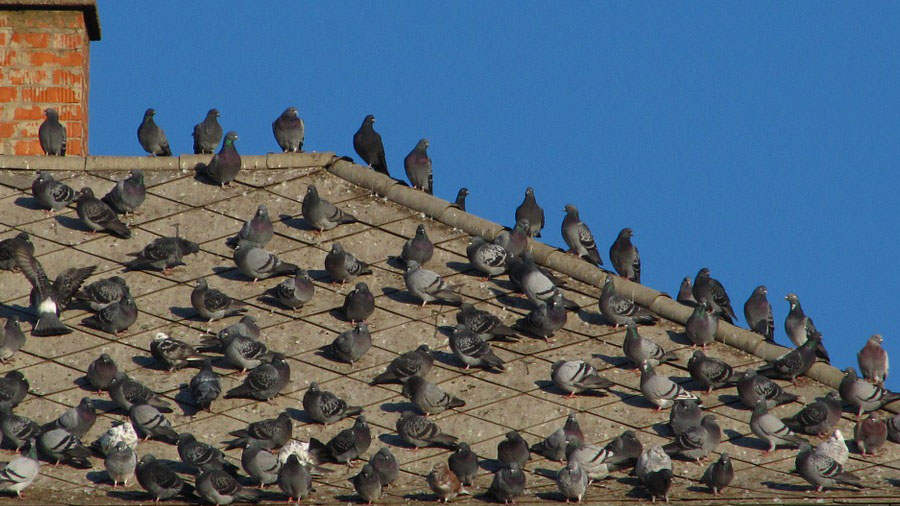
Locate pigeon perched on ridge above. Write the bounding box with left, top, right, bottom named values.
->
left=428, top=462, right=465, bottom=503
left=858, top=334, right=888, bottom=385
left=451, top=187, right=469, bottom=211
left=404, top=260, right=461, bottom=306
left=273, top=106, right=304, bottom=152
left=309, top=415, right=371, bottom=464
left=0, top=316, right=25, bottom=363
left=551, top=359, right=613, bottom=397
left=0, top=232, right=32, bottom=271
left=126, top=236, right=199, bottom=274
left=839, top=366, right=900, bottom=416
left=757, top=334, right=820, bottom=382
left=137, top=108, right=172, bottom=156
left=268, top=269, right=314, bottom=310
left=701, top=452, right=733, bottom=495
left=400, top=224, right=434, bottom=267
left=301, top=184, right=357, bottom=232
left=796, top=443, right=863, bottom=492
left=0, top=440, right=39, bottom=497
left=102, top=169, right=146, bottom=215
left=784, top=292, right=830, bottom=362
left=692, top=268, right=736, bottom=324
left=76, top=275, right=129, bottom=311
left=456, top=303, right=518, bottom=341
left=750, top=401, right=808, bottom=453
left=677, top=276, right=696, bottom=306
left=353, top=114, right=389, bottom=176
left=196, top=469, right=260, bottom=505
left=324, top=242, right=371, bottom=284
left=86, top=353, right=118, bottom=392
left=515, top=292, right=567, bottom=341
left=640, top=361, right=698, bottom=410
left=329, top=322, right=372, bottom=364
left=191, top=278, right=248, bottom=323
left=855, top=413, right=887, bottom=456
left=136, top=454, right=192, bottom=502
left=669, top=399, right=703, bottom=437
left=449, top=324, right=505, bottom=371
left=302, top=382, right=363, bottom=425
left=744, top=285, right=774, bottom=341
left=662, top=414, right=721, bottom=462
left=515, top=187, right=544, bottom=238
left=105, top=440, right=137, bottom=487
left=233, top=241, right=298, bottom=282
left=81, top=290, right=138, bottom=335
left=737, top=369, right=797, bottom=410
left=609, top=227, right=640, bottom=283
left=351, top=464, right=382, bottom=504
left=562, top=204, right=603, bottom=266
left=599, top=275, right=658, bottom=326
left=688, top=350, right=737, bottom=392
left=31, top=171, right=78, bottom=214
left=150, top=332, right=207, bottom=371
left=497, top=431, right=530, bottom=469
left=129, top=403, right=179, bottom=444
left=370, top=344, right=432, bottom=385
left=224, top=411, right=292, bottom=451
left=278, top=454, right=312, bottom=503
left=783, top=391, right=843, bottom=436
left=623, top=323, right=678, bottom=369
left=466, top=237, right=508, bottom=278
left=448, top=443, right=478, bottom=487
left=396, top=411, right=457, bottom=448
left=489, top=462, right=526, bottom=504
left=370, top=447, right=399, bottom=487
left=343, top=282, right=374, bottom=323
left=189, top=360, right=220, bottom=412
left=192, top=108, right=223, bottom=155
left=108, top=372, right=172, bottom=413
left=224, top=353, right=291, bottom=401
left=685, top=300, right=718, bottom=348
left=39, top=108, right=66, bottom=155
left=404, top=138, right=433, bottom=194
left=202, top=131, right=241, bottom=187
left=402, top=376, right=465, bottom=415
left=227, top=204, right=273, bottom=249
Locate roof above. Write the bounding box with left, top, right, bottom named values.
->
left=0, top=0, right=101, bottom=40
left=0, top=152, right=897, bottom=505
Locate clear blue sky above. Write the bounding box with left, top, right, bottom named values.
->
left=90, top=2, right=900, bottom=388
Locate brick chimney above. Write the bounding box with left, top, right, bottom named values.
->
left=0, top=0, right=100, bottom=156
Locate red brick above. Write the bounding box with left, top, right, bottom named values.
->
left=11, top=32, right=50, bottom=48
left=0, top=32, right=6, bottom=45
left=65, top=121, right=82, bottom=137
left=52, top=69, right=82, bottom=86
left=20, top=11, right=84, bottom=30
left=51, top=33, right=83, bottom=50
left=29, top=51, right=82, bottom=67
left=18, top=121, right=40, bottom=137
left=0, top=50, right=15, bottom=67
left=9, top=68, right=48, bottom=86
left=57, top=104, right=83, bottom=120
left=13, top=140, right=42, bottom=156
left=21, top=86, right=79, bottom=103
left=0, top=86, right=17, bottom=102
left=0, top=122, right=14, bottom=138
left=66, top=137, right=82, bottom=156
left=13, top=106, right=43, bottom=120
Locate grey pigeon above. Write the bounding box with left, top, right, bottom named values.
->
left=309, top=415, right=371, bottom=464
left=86, top=353, right=118, bottom=392
left=108, top=372, right=172, bottom=413
left=241, top=439, right=281, bottom=486
left=737, top=369, right=797, bottom=410
left=324, top=242, right=371, bottom=283
left=196, top=468, right=260, bottom=505
left=105, top=440, right=137, bottom=487
left=227, top=204, right=273, bottom=249
left=456, top=303, right=518, bottom=341
left=636, top=445, right=672, bottom=488
left=858, top=334, right=888, bottom=385
left=839, top=366, right=900, bottom=416
left=452, top=187, right=469, bottom=211
left=81, top=289, right=137, bottom=335
left=531, top=427, right=572, bottom=462
left=202, top=131, right=241, bottom=187
left=191, top=278, right=248, bottom=322
left=783, top=391, right=843, bottom=436
left=401, top=224, right=434, bottom=266
left=126, top=236, right=199, bottom=273
left=784, top=293, right=830, bottom=362
left=224, top=353, right=290, bottom=400
left=404, top=260, right=461, bottom=306
left=744, top=285, right=774, bottom=341
left=692, top=268, right=736, bottom=324
left=623, top=323, right=677, bottom=368
left=750, top=401, right=807, bottom=453
left=189, top=359, right=221, bottom=412
left=795, top=443, right=863, bottom=492
left=137, top=108, right=172, bottom=156
left=566, top=441, right=615, bottom=480
left=0, top=232, right=32, bottom=271
left=0, top=407, right=40, bottom=451
left=150, top=332, right=207, bottom=371
left=599, top=276, right=658, bottom=327
left=136, top=454, right=192, bottom=501
left=278, top=454, right=312, bottom=503
left=45, top=397, right=95, bottom=438
left=669, top=399, right=703, bottom=437
left=688, top=350, right=736, bottom=393
left=268, top=270, right=315, bottom=310
left=129, top=403, right=179, bottom=444
left=224, top=411, right=292, bottom=451
left=448, top=442, right=478, bottom=486
left=609, top=227, right=640, bottom=283
left=215, top=314, right=260, bottom=342
left=0, top=371, right=28, bottom=410
left=493, top=219, right=530, bottom=259
left=301, top=185, right=357, bottom=232
left=396, top=411, right=457, bottom=448
left=192, top=108, right=223, bottom=154
left=75, top=275, right=129, bottom=311
left=701, top=452, right=733, bottom=495
left=449, top=324, right=505, bottom=371
left=343, top=282, right=374, bottom=322
left=404, top=138, right=433, bottom=194
left=562, top=204, right=603, bottom=266
left=329, top=322, right=372, bottom=364
left=758, top=334, right=820, bottom=382
left=370, top=447, right=399, bottom=487
left=516, top=292, right=567, bottom=341
left=516, top=253, right=570, bottom=307
left=177, top=432, right=237, bottom=474
left=497, top=431, right=529, bottom=469
left=466, top=237, right=508, bottom=278
left=604, top=430, right=643, bottom=468
left=39, top=107, right=66, bottom=155
left=551, top=359, right=613, bottom=397
left=886, top=413, right=900, bottom=444
left=222, top=334, right=272, bottom=372
left=31, top=171, right=78, bottom=213
left=855, top=413, right=887, bottom=456
left=38, top=427, right=91, bottom=467
left=428, top=461, right=464, bottom=503
left=354, top=114, right=389, bottom=176
left=557, top=460, right=588, bottom=503
left=273, top=106, right=304, bottom=152
left=643, top=468, right=673, bottom=503
left=640, top=361, right=698, bottom=410
left=677, top=276, right=696, bottom=306
left=0, top=440, right=39, bottom=497
left=102, top=169, right=146, bottom=215
left=233, top=241, right=298, bottom=282
left=370, top=344, right=432, bottom=385
left=0, top=316, right=25, bottom=363
left=685, top=300, right=718, bottom=348
left=515, top=187, right=544, bottom=238
left=351, top=463, right=382, bottom=504
left=402, top=376, right=465, bottom=415
left=302, top=382, right=362, bottom=425
left=816, top=429, right=849, bottom=465
left=662, top=414, right=721, bottom=462
left=488, top=462, right=525, bottom=503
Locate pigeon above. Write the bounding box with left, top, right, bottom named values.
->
left=343, top=282, right=375, bottom=323
left=854, top=413, right=887, bottom=456
left=137, top=108, right=172, bottom=156
left=449, top=324, right=506, bottom=371
left=557, top=460, right=588, bottom=503
left=562, top=204, right=603, bottom=266
left=108, top=372, right=172, bottom=413
left=428, top=462, right=464, bottom=503
left=0, top=371, right=28, bottom=410
left=302, top=382, right=363, bottom=425
left=400, top=224, right=434, bottom=267
left=202, top=131, right=241, bottom=187
left=177, top=432, right=237, bottom=475
left=685, top=300, right=718, bottom=348
left=44, top=397, right=95, bottom=438
left=783, top=391, right=843, bottom=436
left=564, top=440, right=616, bottom=481
left=0, top=440, right=39, bottom=497
left=677, top=276, right=696, bottom=306
left=81, top=290, right=138, bottom=335
left=126, top=236, right=200, bottom=273
left=609, top=228, right=641, bottom=283
left=750, top=401, right=808, bottom=453
left=196, top=468, right=260, bottom=505
left=692, top=268, right=737, bottom=324
left=351, top=463, right=382, bottom=504
left=737, top=368, right=797, bottom=410
left=816, top=429, right=849, bottom=465
left=404, top=138, right=433, bottom=194
left=242, top=439, right=281, bottom=486
left=623, top=323, right=677, bottom=369
left=599, top=276, right=658, bottom=326
left=497, top=431, right=530, bottom=469
left=688, top=350, right=737, bottom=392
left=758, top=335, right=820, bottom=382
left=451, top=187, right=469, bottom=211
left=640, top=361, right=699, bottom=410
left=353, top=114, right=389, bottom=176
left=217, top=333, right=272, bottom=372
left=38, top=427, right=91, bottom=467
left=493, top=219, right=530, bottom=259
left=516, top=253, right=572, bottom=307
left=370, top=447, right=399, bottom=487
left=396, top=411, right=458, bottom=448
left=404, top=260, right=461, bottom=306
left=839, top=366, right=900, bottom=416
left=268, top=270, right=315, bottom=310
left=233, top=241, right=299, bottom=282
left=31, top=171, right=78, bottom=213
left=784, top=293, right=830, bottom=362
left=0, top=232, right=32, bottom=271
left=662, top=414, right=721, bottom=462
left=531, top=427, right=573, bottom=462
left=225, top=353, right=290, bottom=401
left=86, top=353, right=118, bottom=392
left=457, top=303, right=518, bottom=341
left=744, top=285, right=774, bottom=341
left=189, top=360, right=221, bottom=412
left=301, top=184, right=357, bottom=232
left=129, top=403, right=179, bottom=444
left=448, top=442, right=478, bottom=486
left=105, top=440, right=137, bottom=487
left=604, top=430, right=643, bottom=469
left=224, top=412, right=292, bottom=451
left=701, top=452, right=733, bottom=496
left=136, top=454, right=192, bottom=501
left=75, top=275, right=129, bottom=311
left=643, top=468, right=673, bottom=503
left=227, top=204, right=273, bottom=249
left=191, top=278, right=248, bottom=323
left=278, top=454, right=312, bottom=503
left=636, top=445, right=672, bottom=489
left=309, top=415, right=371, bottom=464
left=324, top=242, right=371, bottom=283
left=402, top=376, right=465, bottom=415
left=551, top=359, right=613, bottom=397
left=858, top=334, right=888, bottom=386
left=0, top=407, right=40, bottom=451
left=515, top=187, right=545, bottom=238
left=887, top=414, right=900, bottom=443
left=91, top=420, right=138, bottom=457
left=669, top=399, right=703, bottom=437
left=39, top=107, right=66, bottom=155
left=488, top=461, right=525, bottom=504
left=102, top=169, right=146, bottom=215
left=0, top=316, right=25, bottom=363
left=192, top=108, right=223, bottom=154
left=215, top=314, right=260, bottom=342
left=516, top=293, right=568, bottom=341
left=466, top=237, right=508, bottom=278
left=370, top=344, right=433, bottom=385
left=150, top=332, right=207, bottom=371
left=329, top=322, right=372, bottom=364
left=796, top=443, right=863, bottom=492
left=273, top=106, right=304, bottom=152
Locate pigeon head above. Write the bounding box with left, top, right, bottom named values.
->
left=77, top=187, right=94, bottom=200
left=843, top=366, right=858, bottom=379
left=415, top=224, right=427, bottom=237
left=525, top=187, right=535, bottom=196
left=785, top=293, right=799, bottom=304
left=457, top=187, right=469, bottom=197
left=415, top=344, right=432, bottom=354
left=870, top=334, right=884, bottom=345
left=696, top=267, right=711, bottom=278
left=355, top=415, right=368, bottom=427
left=176, top=432, right=196, bottom=445
left=417, top=138, right=430, bottom=150
left=44, top=108, right=59, bottom=120
left=194, top=279, right=209, bottom=289
left=255, top=204, right=268, bottom=219
left=305, top=185, right=319, bottom=198
left=619, top=227, right=633, bottom=239
left=754, top=285, right=767, bottom=295
left=207, top=108, right=220, bottom=118
left=330, top=243, right=344, bottom=254
left=79, top=397, right=93, bottom=409
left=514, top=219, right=530, bottom=232
left=690, top=349, right=707, bottom=362
left=455, top=442, right=471, bottom=453
left=405, top=260, right=421, bottom=272
left=681, top=276, right=692, bottom=285
left=563, top=203, right=578, bottom=215
left=363, top=114, right=375, bottom=125
left=282, top=107, right=298, bottom=118
left=223, top=131, right=238, bottom=144
left=308, top=382, right=320, bottom=392
left=144, top=108, right=155, bottom=118
left=741, top=368, right=756, bottom=379
left=139, top=454, right=157, bottom=464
